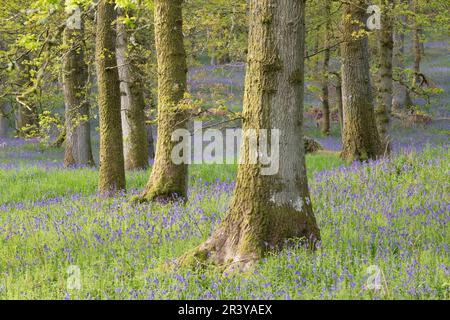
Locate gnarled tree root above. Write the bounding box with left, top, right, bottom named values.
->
left=177, top=208, right=321, bottom=273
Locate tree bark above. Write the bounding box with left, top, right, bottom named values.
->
left=391, top=0, right=412, bottom=112
left=312, top=28, right=320, bottom=74
left=375, top=0, right=393, bottom=154
left=147, top=124, right=155, bottom=160
left=141, top=0, right=188, bottom=201
left=412, top=0, right=422, bottom=86
left=0, top=104, right=8, bottom=137
left=340, top=0, right=382, bottom=161
left=96, top=0, right=126, bottom=195
left=180, top=0, right=320, bottom=271
left=333, top=72, right=344, bottom=135
left=63, top=6, right=95, bottom=167
left=320, top=0, right=332, bottom=136
left=116, top=10, right=149, bottom=171
left=15, top=104, right=35, bottom=136
left=15, top=55, right=36, bottom=137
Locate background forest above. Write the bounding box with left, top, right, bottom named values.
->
left=0, top=0, right=449, bottom=299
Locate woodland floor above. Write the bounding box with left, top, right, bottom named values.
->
left=0, top=41, right=448, bottom=299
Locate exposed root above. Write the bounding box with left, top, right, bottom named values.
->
left=177, top=240, right=259, bottom=274
left=177, top=212, right=320, bottom=274
left=132, top=183, right=187, bottom=204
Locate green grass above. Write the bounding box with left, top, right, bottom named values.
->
left=0, top=152, right=343, bottom=205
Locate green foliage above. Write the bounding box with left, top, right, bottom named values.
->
left=183, top=0, right=248, bottom=64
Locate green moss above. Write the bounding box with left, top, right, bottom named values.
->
left=178, top=248, right=210, bottom=269
left=144, top=179, right=186, bottom=202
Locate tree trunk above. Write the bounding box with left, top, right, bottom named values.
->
left=15, top=105, right=35, bottom=136
left=96, top=0, right=126, bottom=195
left=147, top=124, right=155, bottom=160
left=141, top=0, right=188, bottom=201
left=391, top=1, right=412, bottom=112
left=335, top=74, right=344, bottom=135
left=340, top=0, right=382, bottom=161
left=63, top=6, right=94, bottom=167
left=116, top=10, right=149, bottom=171
left=180, top=0, right=320, bottom=271
left=15, top=55, right=36, bottom=137
left=375, top=0, right=393, bottom=154
left=52, top=126, right=66, bottom=148
left=320, top=0, right=331, bottom=136
left=312, top=29, right=320, bottom=74
left=412, top=0, right=422, bottom=86
left=0, top=104, right=8, bottom=137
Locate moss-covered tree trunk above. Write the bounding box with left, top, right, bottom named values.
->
left=116, top=10, right=149, bottom=171
left=0, top=104, right=8, bottom=137
left=147, top=124, right=155, bottom=160
left=340, top=0, right=382, bottom=161
left=15, top=55, right=36, bottom=137
left=180, top=0, right=320, bottom=271
left=0, top=41, right=6, bottom=137
left=375, top=0, right=393, bottom=154
left=15, top=106, right=33, bottom=137
left=320, top=0, right=332, bottom=136
left=15, top=104, right=35, bottom=135
left=63, top=6, right=94, bottom=167
left=312, top=29, right=320, bottom=74
left=141, top=0, right=188, bottom=201
left=412, top=0, right=422, bottom=86
left=392, top=0, right=412, bottom=112
left=96, top=0, right=126, bottom=195
left=335, top=73, right=344, bottom=134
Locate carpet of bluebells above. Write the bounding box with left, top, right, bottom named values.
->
left=0, top=136, right=448, bottom=299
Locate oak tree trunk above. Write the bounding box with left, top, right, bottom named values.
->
left=141, top=0, right=188, bottom=201
left=335, top=74, right=344, bottom=135
left=0, top=104, right=8, bottom=137
left=391, top=1, right=412, bottom=112
left=147, top=124, right=155, bottom=160
left=15, top=104, right=35, bottom=137
left=320, top=0, right=332, bottom=136
left=312, top=29, right=320, bottom=74
left=412, top=0, right=422, bottom=86
left=96, top=0, right=126, bottom=195
left=15, top=55, right=36, bottom=137
left=340, top=0, right=382, bottom=161
left=375, top=0, right=393, bottom=154
left=180, top=0, right=320, bottom=271
left=116, top=10, right=149, bottom=171
left=63, top=7, right=95, bottom=167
